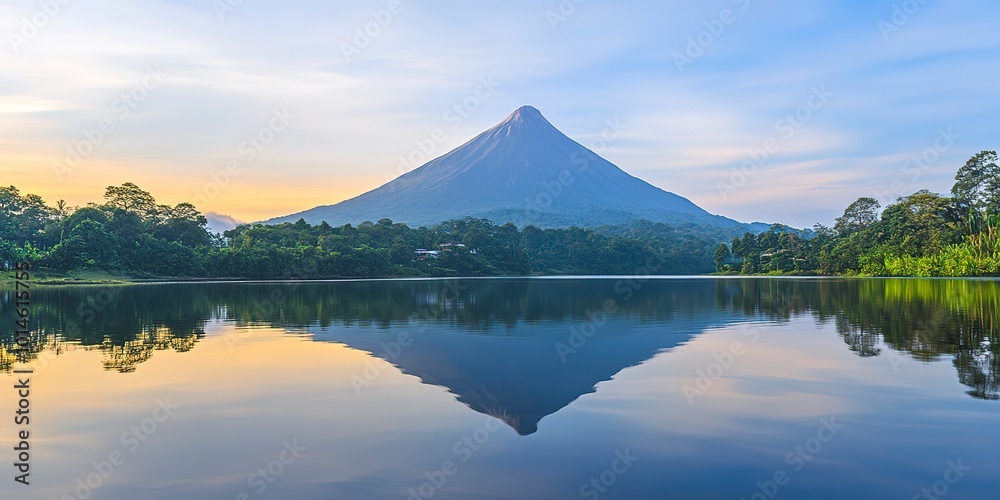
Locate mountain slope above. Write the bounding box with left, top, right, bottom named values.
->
left=266, top=106, right=745, bottom=229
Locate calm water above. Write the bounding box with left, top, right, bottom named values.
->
left=1, top=278, right=998, bottom=499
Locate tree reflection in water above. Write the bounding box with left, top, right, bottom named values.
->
left=1, top=278, right=996, bottom=400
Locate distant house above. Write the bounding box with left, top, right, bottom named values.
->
left=414, top=249, right=441, bottom=260
left=760, top=249, right=789, bottom=258
left=415, top=243, right=474, bottom=260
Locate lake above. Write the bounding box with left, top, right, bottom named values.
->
left=1, top=277, right=998, bottom=499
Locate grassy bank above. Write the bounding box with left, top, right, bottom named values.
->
left=0, top=269, right=136, bottom=285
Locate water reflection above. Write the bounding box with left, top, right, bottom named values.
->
left=721, top=279, right=1000, bottom=400
left=1, top=278, right=997, bottom=412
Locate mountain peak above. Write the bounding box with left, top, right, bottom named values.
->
left=512, top=104, right=542, bottom=116
left=265, top=106, right=747, bottom=231
left=505, top=105, right=546, bottom=124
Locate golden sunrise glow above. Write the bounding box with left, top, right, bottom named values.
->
left=0, top=160, right=388, bottom=223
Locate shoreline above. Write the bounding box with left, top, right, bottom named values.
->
left=4, top=271, right=997, bottom=286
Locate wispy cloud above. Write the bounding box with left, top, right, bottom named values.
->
left=0, top=0, right=996, bottom=225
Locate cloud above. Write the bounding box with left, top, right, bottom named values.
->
left=0, top=0, right=997, bottom=225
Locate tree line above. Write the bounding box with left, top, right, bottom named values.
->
left=0, top=182, right=718, bottom=278
left=6, top=150, right=995, bottom=279
left=714, top=150, right=1000, bottom=276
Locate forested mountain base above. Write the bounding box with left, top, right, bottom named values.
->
left=0, top=183, right=723, bottom=279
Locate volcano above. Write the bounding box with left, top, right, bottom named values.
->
left=266, top=106, right=745, bottom=229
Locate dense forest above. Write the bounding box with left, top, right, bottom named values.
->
left=0, top=182, right=724, bottom=278
left=714, top=150, right=1000, bottom=277
left=2, top=150, right=996, bottom=278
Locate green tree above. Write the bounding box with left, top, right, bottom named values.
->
left=713, top=243, right=732, bottom=272
left=952, top=150, right=1000, bottom=219
left=104, top=182, right=157, bottom=219
left=834, top=197, right=881, bottom=235
left=46, top=219, right=120, bottom=269
left=878, top=190, right=960, bottom=257
left=0, top=186, right=57, bottom=244
left=733, top=233, right=759, bottom=274
left=153, top=203, right=212, bottom=248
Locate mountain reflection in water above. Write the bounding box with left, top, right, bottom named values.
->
left=2, top=278, right=996, bottom=433
left=0, top=278, right=1000, bottom=435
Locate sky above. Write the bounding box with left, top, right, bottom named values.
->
left=1, top=0, right=997, bottom=228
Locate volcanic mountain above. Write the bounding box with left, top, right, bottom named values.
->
left=266, top=106, right=746, bottom=229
